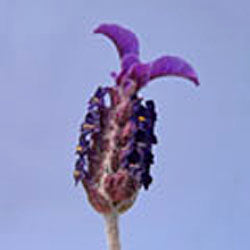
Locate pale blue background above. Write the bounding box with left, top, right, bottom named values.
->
left=0, top=0, right=249, bottom=249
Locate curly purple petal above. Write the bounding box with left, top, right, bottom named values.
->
left=94, top=24, right=139, bottom=59
left=95, top=24, right=199, bottom=87
left=149, top=56, right=200, bottom=86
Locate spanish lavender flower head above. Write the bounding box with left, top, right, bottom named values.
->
left=74, top=24, right=199, bottom=215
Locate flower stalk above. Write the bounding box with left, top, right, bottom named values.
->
left=104, top=213, right=121, bottom=250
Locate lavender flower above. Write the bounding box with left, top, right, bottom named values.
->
left=74, top=23, right=199, bottom=250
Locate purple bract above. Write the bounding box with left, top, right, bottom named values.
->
left=74, top=24, right=199, bottom=214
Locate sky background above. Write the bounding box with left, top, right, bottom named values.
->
left=0, top=0, right=250, bottom=249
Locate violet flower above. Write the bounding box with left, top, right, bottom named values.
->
left=74, top=24, right=199, bottom=250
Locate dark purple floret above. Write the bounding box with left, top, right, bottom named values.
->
left=117, top=99, right=158, bottom=189
left=88, top=86, right=109, bottom=109
left=134, top=130, right=147, bottom=143
left=127, top=149, right=141, bottom=164
left=74, top=158, right=87, bottom=185
left=74, top=87, right=110, bottom=185
left=140, top=171, right=152, bottom=190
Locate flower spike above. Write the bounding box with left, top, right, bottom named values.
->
left=75, top=23, right=199, bottom=250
